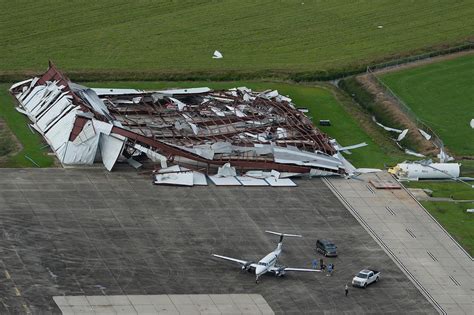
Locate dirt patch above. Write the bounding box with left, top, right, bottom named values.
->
left=0, top=118, right=22, bottom=163
left=355, top=74, right=438, bottom=155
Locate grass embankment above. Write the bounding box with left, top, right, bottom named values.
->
left=404, top=181, right=474, bottom=255
left=0, top=84, right=54, bottom=167
left=404, top=181, right=474, bottom=200
left=380, top=54, right=474, bottom=156
left=0, top=1, right=473, bottom=80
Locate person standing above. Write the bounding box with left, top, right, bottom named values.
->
left=345, top=284, right=349, bottom=296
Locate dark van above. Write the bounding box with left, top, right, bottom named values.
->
left=316, top=240, right=337, bottom=257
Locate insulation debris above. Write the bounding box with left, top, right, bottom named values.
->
left=212, top=50, right=223, bottom=59
left=404, top=149, right=425, bottom=158
left=418, top=129, right=432, bottom=140
left=372, top=116, right=403, bottom=133
left=437, top=148, right=454, bottom=163
left=9, top=62, right=367, bottom=184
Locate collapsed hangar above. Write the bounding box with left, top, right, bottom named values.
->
left=9, top=63, right=361, bottom=185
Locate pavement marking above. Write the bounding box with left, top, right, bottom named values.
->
left=385, top=206, right=396, bottom=216
left=53, top=294, right=275, bottom=315
left=325, top=172, right=473, bottom=315
left=426, top=251, right=438, bottom=262
left=14, top=287, right=21, bottom=296
left=4, top=270, right=11, bottom=279
left=448, top=276, right=461, bottom=287
left=366, top=184, right=375, bottom=194
left=405, top=228, right=417, bottom=239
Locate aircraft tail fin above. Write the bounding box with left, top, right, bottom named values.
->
left=265, top=231, right=302, bottom=243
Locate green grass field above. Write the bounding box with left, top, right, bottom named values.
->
left=404, top=181, right=474, bottom=201
left=404, top=181, right=474, bottom=255
left=421, top=201, right=474, bottom=256
left=0, top=1, right=472, bottom=78
left=380, top=54, right=474, bottom=156
left=0, top=84, right=55, bottom=167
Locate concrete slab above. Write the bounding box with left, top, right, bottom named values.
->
left=0, top=169, right=434, bottom=314
left=326, top=172, right=472, bottom=315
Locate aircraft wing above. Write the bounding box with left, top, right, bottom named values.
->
left=273, top=267, right=322, bottom=272
left=212, top=254, right=255, bottom=267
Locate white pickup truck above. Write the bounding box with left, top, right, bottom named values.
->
left=352, top=269, right=380, bottom=288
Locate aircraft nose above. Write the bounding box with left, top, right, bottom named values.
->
left=256, top=266, right=264, bottom=275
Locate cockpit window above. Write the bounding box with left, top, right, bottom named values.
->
left=258, top=262, right=267, bottom=266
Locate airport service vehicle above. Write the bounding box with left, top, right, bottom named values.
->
left=352, top=269, right=380, bottom=288
left=212, top=231, right=320, bottom=283
left=316, top=239, right=337, bottom=257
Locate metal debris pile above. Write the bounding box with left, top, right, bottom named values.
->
left=9, top=63, right=364, bottom=186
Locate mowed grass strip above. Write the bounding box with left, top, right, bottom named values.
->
left=420, top=201, right=474, bottom=256
left=404, top=181, right=474, bottom=201
left=380, top=54, right=474, bottom=156
left=0, top=84, right=54, bottom=167
left=0, top=1, right=473, bottom=74
left=85, top=81, right=407, bottom=168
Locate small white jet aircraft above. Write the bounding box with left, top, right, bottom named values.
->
left=212, top=231, right=320, bottom=283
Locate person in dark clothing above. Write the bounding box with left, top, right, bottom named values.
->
left=345, top=284, right=349, bottom=296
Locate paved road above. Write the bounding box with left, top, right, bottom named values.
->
left=326, top=172, right=473, bottom=315
left=0, top=168, right=435, bottom=314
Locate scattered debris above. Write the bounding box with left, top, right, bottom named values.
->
left=377, top=25, right=383, bottom=29
left=467, top=209, right=474, bottom=213
left=470, top=119, right=474, bottom=129
left=319, top=120, right=331, bottom=126
left=372, top=116, right=403, bottom=133
left=396, top=129, right=409, bottom=142
left=10, top=63, right=375, bottom=186
left=404, top=149, right=425, bottom=157
left=212, top=50, right=223, bottom=59
left=418, top=129, right=432, bottom=140
left=437, top=147, right=454, bottom=163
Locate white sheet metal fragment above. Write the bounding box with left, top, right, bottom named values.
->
left=273, top=147, right=343, bottom=170
left=92, top=88, right=144, bottom=96
left=72, top=120, right=96, bottom=145
left=372, top=116, right=403, bottom=133
left=396, top=129, right=409, bottom=142
left=155, top=172, right=194, bottom=186
left=418, top=129, right=432, bottom=140
left=44, top=109, right=77, bottom=151
left=470, top=119, right=474, bottom=129
left=437, top=147, right=454, bottom=162
left=61, top=134, right=100, bottom=165
left=169, top=97, right=187, bottom=111
left=217, top=163, right=237, bottom=177
left=157, top=87, right=211, bottom=95
left=265, top=177, right=297, bottom=187
left=208, top=176, right=241, bottom=186
left=404, top=149, right=425, bottom=157
left=127, top=158, right=142, bottom=169
left=9, top=78, right=33, bottom=91
left=92, top=120, right=113, bottom=135
left=134, top=144, right=168, bottom=168
left=158, top=165, right=181, bottom=173
left=212, top=50, right=223, bottom=59
left=236, top=176, right=269, bottom=186
left=336, top=142, right=368, bottom=152
left=192, top=172, right=208, bottom=185
left=100, top=133, right=126, bottom=171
